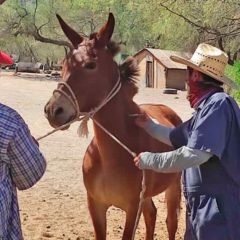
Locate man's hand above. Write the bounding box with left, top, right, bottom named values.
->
left=129, top=111, right=152, bottom=129
left=134, top=153, right=144, bottom=169
left=135, top=112, right=151, bottom=128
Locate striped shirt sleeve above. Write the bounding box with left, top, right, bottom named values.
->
left=7, top=123, right=46, bottom=190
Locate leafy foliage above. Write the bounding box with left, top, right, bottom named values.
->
left=225, top=62, right=240, bottom=102
left=0, top=0, right=240, bottom=95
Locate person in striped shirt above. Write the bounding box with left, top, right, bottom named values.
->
left=0, top=52, right=46, bottom=239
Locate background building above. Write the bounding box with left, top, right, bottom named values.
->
left=134, top=48, right=191, bottom=90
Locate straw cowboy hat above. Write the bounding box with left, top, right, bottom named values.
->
left=170, top=43, right=238, bottom=89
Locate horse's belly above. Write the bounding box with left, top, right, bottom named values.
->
left=145, top=171, right=180, bottom=197
left=83, top=166, right=141, bottom=209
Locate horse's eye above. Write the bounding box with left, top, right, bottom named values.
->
left=84, top=61, right=96, bottom=70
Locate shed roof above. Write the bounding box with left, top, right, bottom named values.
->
left=134, top=48, right=191, bottom=69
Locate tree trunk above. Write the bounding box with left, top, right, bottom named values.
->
left=0, top=0, right=6, bottom=5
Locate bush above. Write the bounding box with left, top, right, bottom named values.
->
left=225, top=61, right=240, bottom=103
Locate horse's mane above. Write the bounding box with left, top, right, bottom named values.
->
left=106, top=39, right=139, bottom=98
left=119, top=57, right=139, bottom=98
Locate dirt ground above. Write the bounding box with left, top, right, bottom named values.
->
left=0, top=72, right=193, bottom=240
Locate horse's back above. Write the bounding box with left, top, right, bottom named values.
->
left=140, top=103, right=182, bottom=127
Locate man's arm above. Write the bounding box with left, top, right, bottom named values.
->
left=134, top=113, right=173, bottom=146
left=8, top=123, right=46, bottom=190
left=143, top=119, right=173, bottom=146
left=134, top=146, right=213, bottom=173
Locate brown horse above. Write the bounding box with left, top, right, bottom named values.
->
left=44, top=13, right=182, bottom=240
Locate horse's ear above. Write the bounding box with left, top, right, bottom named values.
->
left=97, top=13, right=115, bottom=47
left=56, top=14, right=83, bottom=49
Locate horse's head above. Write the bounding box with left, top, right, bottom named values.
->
left=44, top=13, right=120, bottom=128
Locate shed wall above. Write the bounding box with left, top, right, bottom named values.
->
left=166, top=69, right=187, bottom=90
left=134, top=49, right=187, bottom=90
left=155, top=62, right=166, bottom=88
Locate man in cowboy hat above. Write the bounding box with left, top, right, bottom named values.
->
left=134, top=43, right=240, bottom=240
left=0, top=51, right=46, bottom=239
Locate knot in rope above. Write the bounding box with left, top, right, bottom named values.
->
left=77, top=114, right=91, bottom=137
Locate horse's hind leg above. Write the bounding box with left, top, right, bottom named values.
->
left=165, top=179, right=181, bottom=240
left=87, top=194, right=108, bottom=240
left=142, top=198, right=157, bottom=240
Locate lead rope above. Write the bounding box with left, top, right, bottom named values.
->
left=132, top=170, right=146, bottom=240
left=92, top=118, right=146, bottom=240
left=37, top=75, right=146, bottom=239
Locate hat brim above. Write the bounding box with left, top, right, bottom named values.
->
left=170, top=55, right=239, bottom=90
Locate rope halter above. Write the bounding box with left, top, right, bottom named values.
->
left=53, top=72, right=122, bottom=137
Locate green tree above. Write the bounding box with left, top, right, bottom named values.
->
left=1, top=0, right=240, bottom=65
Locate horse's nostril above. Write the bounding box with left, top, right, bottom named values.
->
left=44, top=105, right=48, bottom=114
left=54, top=107, right=63, bottom=117
left=44, top=101, right=51, bottom=114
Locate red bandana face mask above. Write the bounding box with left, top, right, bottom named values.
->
left=186, top=80, right=202, bottom=108
left=187, top=76, right=217, bottom=108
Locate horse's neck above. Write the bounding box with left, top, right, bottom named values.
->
left=94, top=91, right=139, bottom=134
left=92, top=91, right=140, bottom=160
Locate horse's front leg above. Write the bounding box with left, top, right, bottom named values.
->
left=122, top=203, right=140, bottom=240
left=87, top=194, right=109, bottom=240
